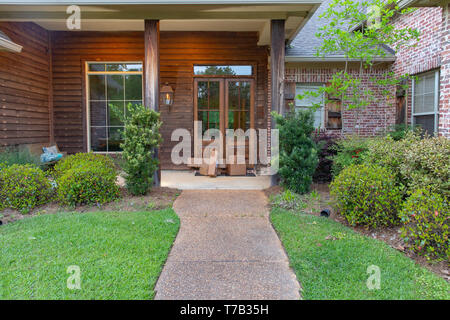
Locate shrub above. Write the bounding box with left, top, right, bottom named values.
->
left=56, top=163, right=120, bottom=206
left=330, top=135, right=369, bottom=177
left=53, top=152, right=115, bottom=178
left=0, top=146, right=40, bottom=167
left=0, top=164, right=53, bottom=213
left=400, top=188, right=449, bottom=260
left=330, top=164, right=403, bottom=228
left=387, top=123, right=420, bottom=141
left=312, top=131, right=337, bottom=183
left=120, top=104, right=162, bottom=195
left=400, top=136, right=450, bottom=198
left=362, top=131, right=421, bottom=189
left=272, top=109, right=318, bottom=194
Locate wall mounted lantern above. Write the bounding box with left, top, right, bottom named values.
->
left=160, top=82, right=174, bottom=107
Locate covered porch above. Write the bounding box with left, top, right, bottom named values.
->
left=0, top=1, right=322, bottom=186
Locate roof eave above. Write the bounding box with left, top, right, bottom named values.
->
left=285, top=55, right=396, bottom=62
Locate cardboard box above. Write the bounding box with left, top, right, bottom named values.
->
left=226, top=156, right=247, bottom=176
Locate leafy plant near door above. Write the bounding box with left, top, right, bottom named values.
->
left=120, top=103, right=162, bottom=195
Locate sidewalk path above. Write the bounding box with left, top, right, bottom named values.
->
left=154, top=190, right=301, bottom=300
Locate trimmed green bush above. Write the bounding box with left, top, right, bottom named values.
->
left=400, top=188, right=449, bottom=260
left=0, top=164, right=53, bottom=213
left=330, top=135, right=369, bottom=177
left=272, top=109, right=318, bottom=194
left=330, top=164, right=403, bottom=228
left=56, top=163, right=120, bottom=206
left=400, top=136, right=450, bottom=198
left=53, top=152, right=115, bottom=178
left=121, top=104, right=162, bottom=195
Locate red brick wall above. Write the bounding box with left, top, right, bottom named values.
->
left=440, top=4, right=450, bottom=138
left=285, top=66, right=396, bottom=137
left=390, top=7, right=444, bottom=133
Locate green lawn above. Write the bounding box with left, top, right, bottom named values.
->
left=0, top=209, right=179, bottom=299
left=271, top=208, right=450, bottom=300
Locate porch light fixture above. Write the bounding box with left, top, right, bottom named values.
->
left=160, top=82, right=174, bottom=107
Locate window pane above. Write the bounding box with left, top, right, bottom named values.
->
left=414, top=114, right=435, bottom=135
left=197, top=82, right=208, bottom=109
left=108, top=127, right=124, bottom=152
left=107, top=75, right=124, bottom=100
left=124, top=63, right=142, bottom=72
left=107, top=63, right=125, bottom=71
left=108, top=101, right=124, bottom=126
left=90, top=101, right=107, bottom=126
left=91, top=127, right=107, bottom=152
left=194, top=65, right=252, bottom=76
left=89, top=75, right=106, bottom=100
left=125, top=75, right=142, bottom=100
left=228, top=111, right=249, bottom=131
left=295, top=85, right=323, bottom=107
left=89, top=63, right=105, bottom=72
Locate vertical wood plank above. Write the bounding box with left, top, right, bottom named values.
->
left=144, top=19, right=161, bottom=186
left=48, top=32, right=54, bottom=144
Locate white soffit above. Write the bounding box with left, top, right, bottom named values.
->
left=0, top=1, right=323, bottom=45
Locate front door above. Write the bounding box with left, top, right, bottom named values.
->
left=194, top=78, right=254, bottom=162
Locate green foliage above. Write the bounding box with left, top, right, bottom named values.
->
left=399, top=136, right=450, bottom=198
left=271, top=189, right=306, bottom=211
left=331, top=135, right=368, bottom=176
left=0, top=164, right=53, bottom=213
left=56, top=162, right=120, bottom=206
left=387, top=123, right=420, bottom=141
left=400, top=188, right=449, bottom=261
left=272, top=110, right=318, bottom=194
left=297, top=0, right=419, bottom=112
left=330, top=164, right=403, bottom=228
left=0, top=147, right=40, bottom=167
left=53, top=152, right=115, bottom=178
left=120, top=103, right=162, bottom=195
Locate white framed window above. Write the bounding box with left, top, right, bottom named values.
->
left=86, top=62, right=143, bottom=152
left=295, top=83, right=325, bottom=128
left=412, top=70, right=440, bottom=135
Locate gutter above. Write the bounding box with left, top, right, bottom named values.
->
left=0, top=37, right=22, bottom=53
left=285, top=55, right=396, bottom=62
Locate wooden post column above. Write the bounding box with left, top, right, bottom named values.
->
left=270, top=19, right=286, bottom=119
left=270, top=20, right=285, bottom=186
left=144, top=19, right=161, bottom=186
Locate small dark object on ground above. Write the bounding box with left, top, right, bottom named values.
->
left=320, top=209, right=330, bottom=218
left=0, top=220, right=3, bottom=225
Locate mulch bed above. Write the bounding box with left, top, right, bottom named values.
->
left=264, top=183, right=450, bottom=282
left=0, top=187, right=181, bottom=226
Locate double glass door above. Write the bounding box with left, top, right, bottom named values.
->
left=194, top=78, right=254, bottom=139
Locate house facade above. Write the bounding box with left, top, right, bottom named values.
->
left=0, top=0, right=448, bottom=176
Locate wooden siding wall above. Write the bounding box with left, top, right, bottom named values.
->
left=51, top=31, right=268, bottom=168
left=0, top=22, right=51, bottom=146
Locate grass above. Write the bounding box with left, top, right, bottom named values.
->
left=0, top=209, right=179, bottom=299
left=271, top=207, right=450, bottom=300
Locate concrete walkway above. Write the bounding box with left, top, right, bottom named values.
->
left=154, top=190, right=301, bottom=300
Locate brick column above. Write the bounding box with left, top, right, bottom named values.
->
left=440, top=3, right=450, bottom=137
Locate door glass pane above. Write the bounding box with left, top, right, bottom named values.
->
left=107, top=75, right=124, bottom=100
left=227, top=81, right=250, bottom=130
left=89, top=63, right=105, bottom=72
left=209, top=82, right=220, bottom=110
left=228, top=111, right=249, bottom=131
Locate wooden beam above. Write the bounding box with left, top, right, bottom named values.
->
left=144, top=19, right=161, bottom=186
left=47, top=32, right=54, bottom=144
left=270, top=19, right=285, bottom=118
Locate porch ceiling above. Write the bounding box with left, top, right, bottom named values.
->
left=0, top=1, right=323, bottom=45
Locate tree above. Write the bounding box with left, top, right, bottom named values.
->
left=297, top=0, right=420, bottom=133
